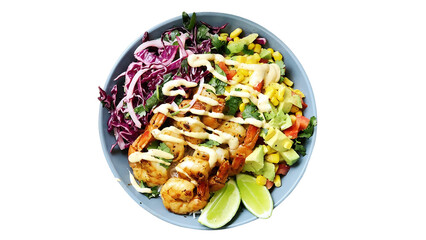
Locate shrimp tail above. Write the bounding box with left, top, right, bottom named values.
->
left=229, top=125, right=261, bottom=176
left=128, top=113, right=167, bottom=155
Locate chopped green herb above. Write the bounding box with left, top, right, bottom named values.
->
left=225, top=96, right=242, bottom=116
left=197, top=24, right=210, bottom=42
left=182, top=12, right=196, bottom=30
left=208, top=77, right=227, bottom=95
left=293, top=116, right=317, bottom=156
left=242, top=101, right=263, bottom=120
left=242, top=45, right=254, bottom=55
left=211, top=34, right=227, bottom=54
left=199, top=140, right=221, bottom=148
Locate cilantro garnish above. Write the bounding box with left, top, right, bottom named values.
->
left=199, top=140, right=221, bottom=148
left=225, top=96, right=242, bottom=116
left=208, top=77, right=227, bottom=95
left=293, top=116, right=317, bottom=156
left=242, top=101, right=263, bottom=121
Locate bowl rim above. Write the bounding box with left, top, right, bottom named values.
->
left=99, top=11, right=317, bottom=230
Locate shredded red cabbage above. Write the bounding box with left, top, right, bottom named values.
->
left=99, top=15, right=226, bottom=151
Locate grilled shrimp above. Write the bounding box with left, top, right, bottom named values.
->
left=175, top=156, right=210, bottom=184
left=229, top=125, right=261, bottom=176
left=160, top=177, right=209, bottom=215
left=161, top=156, right=210, bottom=214
left=193, top=147, right=231, bottom=192
left=217, top=121, right=246, bottom=145
left=173, top=115, right=205, bottom=145
left=161, top=128, right=185, bottom=162
left=129, top=161, right=168, bottom=187
left=128, top=113, right=167, bottom=155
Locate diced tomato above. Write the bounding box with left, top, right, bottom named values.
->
left=301, top=99, right=308, bottom=109
left=218, top=62, right=236, bottom=80
left=259, top=58, right=269, bottom=63
left=277, top=163, right=290, bottom=176
left=284, top=118, right=300, bottom=139
left=265, top=179, right=274, bottom=190
left=284, top=115, right=310, bottom=138
left=227, top=70, right=237, bottom=80
left=253, top=80, right=263, bottom=92
left=218, top=62, right=228, bottom=73
left=297, top=115, right=310, bottom=131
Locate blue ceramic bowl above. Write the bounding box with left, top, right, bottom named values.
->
left=99, top=12, right=317, bottom=230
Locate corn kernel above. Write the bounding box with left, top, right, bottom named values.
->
left=225, top=86, right=232, bottom=92
left=290, top=105, right=299, bottom=113
left=267, top=48, right=274, bottom=54
left=247, top=43, right=255, bottom=50
left=283, top=140, right=293, bottom=150
left=239, top=103, right=246, bottom=112
left=246, top=56, right=256, bottom=64
left=253, top=53, right=261, bottom=62
left=220, top=33, right=228, bottom=37
left=254, top=44, right=262, bottom=53
left=232, top=73, right=244, bottom=82
left=218, top=36, right=227, bottom=41
left=238, top=68, right=249, bottom=76
left=230, top=28, right=243, bottom=38
left=295, top=110, right=303, bottom=117
left=233, top=36, right=240, bottom=42
left=293, top=89, right=305, bottom=98
left=274, top=175, right=281, bottom=187
left=242, top=97, right=250, bottom=103
left=228, top=40, right=234, bottom=45
left=264, top=90, right=274, bottom=99
left=236, top=56, right=247, bottom=63
left=283, top=77, right=293, bottom=87
left=290, top=114, right=297, bottom=123
left=272, top=51, right=283, bottom=61
left=271, top=97, right=279, bottom=106
left=266, top=153, right=280, bottom=163
left=277, top=87, right=285, bottom=101
left=256, top=175, right=267, bottom=186
left=265, top=145, right=276, bottom=154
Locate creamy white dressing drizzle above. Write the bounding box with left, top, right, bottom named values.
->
left=162, top=79, right=198, bottom=96
left=187, top=142, right=218, bottom=168
left=129, top=171, right=152, bottom=193
left=175, top=166, right=198, bottom=186
left=128, top=151, right=171, bottom=165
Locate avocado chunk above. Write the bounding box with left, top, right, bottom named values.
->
left=242, top=145, right=265, bottom=173
left=239, top=33, right=258, bottom=45
left=289, top=94, right=303, bottom=108
left=260, top=162, right=275, bottom=181
left=227, top=41, right=245, bottom=54
left=280, top=149, right=300, bottom=166
left=226, top=33, right=258, bottom=54
left=259, top=48, right=272, bottom=60
left=265, top=127, right=293, bottom=153
left=268, top=111, right=292, bottom=130
left=278, top=86, right=293, bottom=113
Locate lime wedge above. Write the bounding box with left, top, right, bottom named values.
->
left=236, top=174, right=273, bottom=219
left=198, top=179, right=241, bottom=229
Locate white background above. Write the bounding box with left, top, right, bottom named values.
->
left=1, top=0, right=425, bottom=239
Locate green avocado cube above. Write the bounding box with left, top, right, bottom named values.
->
left=242, top=145, right=265, bottom=173
left=278, top=86, right=293, bottom=113
left=260, top=162, right=275, bottom=181
left=259, top=48, right=272, bottom=59
left=290, top=94, right=303, bottom=108
left=265, top=127, right=293, bottom=153
left=280, top=149, right=300, bottom=166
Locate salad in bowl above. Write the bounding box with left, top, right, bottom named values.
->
left=98, top=12, right=316, bottom=229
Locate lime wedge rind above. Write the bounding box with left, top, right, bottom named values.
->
left=236, top=174, right=273, bottom=219
left=198, top=178, right=241, bottom=229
